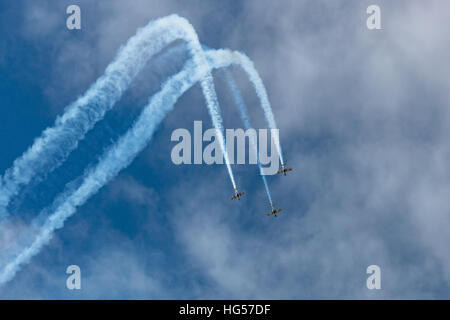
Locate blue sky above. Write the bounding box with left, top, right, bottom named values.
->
left=1, top=0, right=450, bottom=299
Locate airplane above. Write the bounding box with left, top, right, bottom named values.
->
left=276, top=163, right=293, bottom=176
left=266, top=204, right=282, bottom=217
left=230, top=188, right=245, bottom=200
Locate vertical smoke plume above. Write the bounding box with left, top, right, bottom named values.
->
left=205, top=49, right=284, bottom=165
left=223, top=70, right=274, bottom=206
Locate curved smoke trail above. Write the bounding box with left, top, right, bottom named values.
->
left=0, top=19, right=283, bottom=284
left=0, top=14, right=236, bottom=219
left=0, top=47, right=282, bottom=285
left=219, top=51, right=284, bottom=166
left=203, top=44, right=283, bottom=169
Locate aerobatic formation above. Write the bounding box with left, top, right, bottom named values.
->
left=0, top=14, right=292, bottom=285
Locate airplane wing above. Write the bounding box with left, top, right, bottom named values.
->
left=276, top=208, right=282, bottom=213
left=266, top=212, right=272, bottom=216
left=286, top=168, right=292, bottom=172
left=230, top=195, right=236, bottom=200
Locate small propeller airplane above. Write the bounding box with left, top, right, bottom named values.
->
left=230, top=188, right=245, bottom=200
left=276, top=163, right=293, bottom=176
left=266, top=204, right=282, bottom=217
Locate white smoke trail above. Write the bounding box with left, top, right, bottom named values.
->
left=0, top=39, right=284, bottom=285
left=223, top=70, right=274, bottom=206
left=0, top=14, right=236, bottom=219
left=0, top=58, right=202, bottom=284
left=0, top=46, right=283, bottom=285
left=0, top=59, right=202, bottom=284
left=205, top=49, right=284, bottom=165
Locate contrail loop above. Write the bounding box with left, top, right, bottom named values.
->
left=0, top=47, right=280, bottom=285
left=0, top=13, right=285, bottom=284
left=0, top=14, right=237, bottom=219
